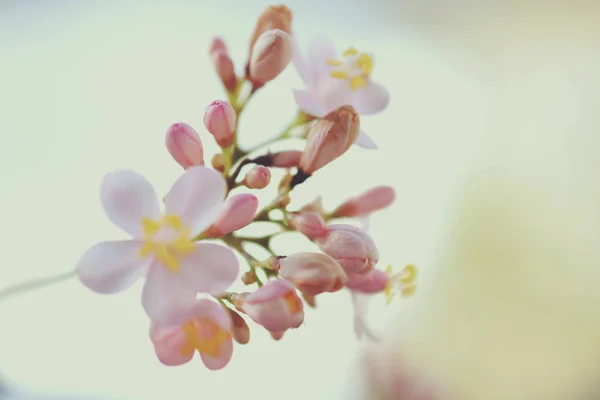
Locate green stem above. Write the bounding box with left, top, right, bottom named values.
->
left=0, top=270, right=76, bottom=302
left=220, top=234, right=264, bottom=287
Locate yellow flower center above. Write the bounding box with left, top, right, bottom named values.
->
left=383, top=264, right=418, bottom=305
left=181, top=319, right=231, bottom=358
left=139, top=214, right=195, bottom=273
left=326, top=47, right=374, bottom=91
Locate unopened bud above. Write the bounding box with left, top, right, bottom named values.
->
left=202, top=193, right=259, bottom=238
left=248, top=5, right=292, bottom=56
left=286, top=212, right=327, bottom=240
left=211, top=153, right=225, bottom=172
left=209, top=36, right=227, bottom=55
left=244, top=165, right=271, bottom=189
left=271, top=150, right=302, bottom=168
left=242, top=271, right=257, bottom=285
left=165, top=122, right=204, bottom=169
left=211, top=50, right=237, bottom=93
left=274, top=252, right=347, bottom=296
left=227, top=308, right=250, bottom=345
left=333, top=186, right=396, bottom=218
left=203, top=100, right=236, bottom=148
left=297, top=105, right=360, bottom=177
left=249, top=29, right=293, bottom=87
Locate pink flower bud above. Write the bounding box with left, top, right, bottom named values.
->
left=247, top=5, right=292, bottom=56
left=314, top=224, right=379, bottom=275
left=209, top=36, right=227, bottom=55
left=165, top=122, right=204, bottom=169
left=203, top=193, right=259, bottom=238
left=226, top=308, right=250, bottom=345
left=243, top=165, right=271, bottom=189
left=333, top=186, right=396, bottom=218
left=346, top=269, right=388, bottom=293
left=299, top=105, right=360, bottom=175
left=233, top=279, right=304, bottom=332
left=203, top=100, right=236, bottom=148
left=211, top=50, right=237, bottom=93
left=273, top=253, right=348, bottom=296
left=286, top=211, right=327, bottom=240
left=271, top=150, right=302, bottom=168
left=248, top=29, right=293, bottom=87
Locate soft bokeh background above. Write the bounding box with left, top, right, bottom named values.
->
left=2, top=1, right=600, bottom=399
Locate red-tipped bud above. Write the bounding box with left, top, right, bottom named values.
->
left=243, top=165, right=271, bottom=189
left=165, top=122, right=204, bottom=169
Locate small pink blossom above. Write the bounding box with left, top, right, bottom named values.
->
left=76, top=166, right=239, bottom=325
left=292, top=36, right=389, bottom=149
left=249, top=29, right=293, bottom=87
left=273, top=252, right=347, bottom=296
left=150, top=299, right=234, bottom=370
left=243, top=165, right=271, bottom=189
left=333, top=186, right=396, bottom=218
left=233, top=279, right=304, bottom=332
left=165, top=123, right=204, bottom=169
left=286, top=211, right=327, bottom=240
left=203, top=100, right=236, bottom=148
left=202, top=193, right=259, bottom=238
left=314, top=224, right=379, bottom=275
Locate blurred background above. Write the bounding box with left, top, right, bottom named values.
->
left=1, top=1, right=600, bottom=399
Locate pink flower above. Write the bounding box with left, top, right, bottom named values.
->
left=243, top=165, right=271, bottom=189
left=203, top=100, right=236, bottom=148
left=76, top=166, right=239, bottom=325
left=292, top=36, right=390, bottom=149
left=273, top=252, right=347, bottom=296
left=249, top=29, right=293, bottom=87
left=233, top=279, right=304, bottom=332
left=202, top=193, right=259, bottom=238
left=150, top=299, right=233, bottom=370
left=314, top=224, right=379, bottom=275
left=332, top=186, right=396, bottom=218
left=165, top=123, right=204, bottom=169
left=286, top=211, right=327, bottom=240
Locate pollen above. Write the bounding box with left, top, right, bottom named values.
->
left=326, top=46, right=374, bottom=91
left=384, top=264, right=418, bottom=305
left=139, top=214, right=195, bottom=272
left=182, top=319, right=231, bottom=358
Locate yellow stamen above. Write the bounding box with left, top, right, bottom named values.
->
left=326, top=46, right=375, bottom=91
left=182, top=319, right=231, bottom=358
left=350, top=75, right=367, bottom=90
left=342, top=47, right=358, bottom=57
left=139, top=214, right=195, bottom=273
left=383, top=264, right=418, bottom=305
left=326, top=59, right=344, bottom=66
left=356, top=53, right=373, bottom=75
left=330, top=70, right=349, bottom=79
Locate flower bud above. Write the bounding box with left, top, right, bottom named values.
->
left=286, top=212, right=327, bottom=240
left=248, top=5, right=292, bottom=56
left=242, top=271, right=257, bottom=285
left=333, top=186, right=396, bottom=218
left=273, top=253, right=347, bottom=296
left=233, top=279, right=304, bottom=332
left=211, top=50, right=237, bottom=93
left=165, top=122, right=204, bottom=169
left=271, top=150, right=302, bottom=168
left=209, top=36, right=227, bottom=55
left=346, top=269, right=388, bottom=293
left=243, top=165, right=271, bottom=189
left=211, top=153, right=225, bottom=172
left=248, top=29, right=293, bottom=87
left=298, top=105, right=360, bottom=176
left=314, top=224, right=379, bottom=275
left=203, top=100, right=236, bottom=148
left=226, top=308, right=250, bottom=345
left=202, top=193, right=259, bottom=238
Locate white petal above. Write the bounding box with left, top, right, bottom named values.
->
left=179, top=243, right=239, bottom=295
left=349, top=80, right=390, bottom=116
left=142, top=263, right=198, bottom=325
left=307, top=36, right=338, bottom=88
left=291, top=32, right=316, bottom=89
left=76, top=240, right=147, bottom=294
left=354, top=129, right=378, bottom=149
left=100, top=170, right=160, bottom=238
left=350, top=291, right=380, bottom=342
left=292, top=89, right=327, bottom=117
left=164, top=166, right=226, bottom=236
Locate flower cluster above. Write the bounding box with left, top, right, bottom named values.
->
left=75, top=4, right=417, bottom=371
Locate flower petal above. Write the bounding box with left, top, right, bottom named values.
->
left=199, top=336, right=233, bottom=371
left=307, top=36, right=338, bottom=88
left=350, top=291, right=380, bottom=341
left=76, top=240, right=147, bottom=294
left=178, top=243, right=239, bottom=295
left=292, top=89, right=327, bottom=117
left=164, top=166, right=226, bottom=235
left=291, top=32, right=316, bottom=89
left=100, top=170, right=160, bottom=238
left=149, top=323, right=194, bottom=366
left=354, top=129, right=378, bottom=149
left=191, top=298, right=232, bottom=331
left=349, top=80, right=390, bottom=116
left=142, top=263, right=198, bottom=325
